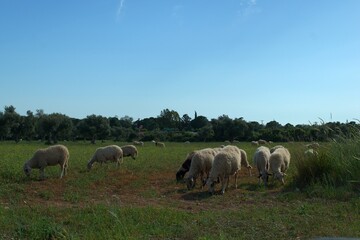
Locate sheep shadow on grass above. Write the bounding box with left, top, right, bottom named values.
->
left=180, top=190, right=212, bottom=201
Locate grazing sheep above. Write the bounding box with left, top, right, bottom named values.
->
left=133, top=141, right=144, bottom=146
left=269, top=147, right=291, bottom=185
left=305, top=148, right=318, bottom=157
left=186, top=148, right=217, bottom=190
left=270, top=145, right=284, bottom=153
left=176, top=151, right=196, bottom=182
left=306, top=142, right=320, bottom=149
left=87, top=145, right=123, bottom=170
left=240, top=149, right=252, bottom=176
left=121, top=145, right=138, bottom=159
left=206, top=148, right=242, bottom=195
left=251, top=141, right=259, bottom=146
left=23, top=144, right=69, bottom=180
left=152, top=140, right=165, bottom=148
left=258, top=139, right=267, bottom=145
left=253, top=146, right=271, bottom=187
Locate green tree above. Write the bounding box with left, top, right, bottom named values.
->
left=77, top=115, right=110, bottom=144
left=191, top=115, right=209, bottom=130
left=158, top=109, right=180, bottom=130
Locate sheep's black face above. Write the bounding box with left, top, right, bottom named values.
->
left=176, top=171, right=185, bottom=182
left=23, top=164, right=31, bottom=177
left=87, top=162, right=93, bottom=170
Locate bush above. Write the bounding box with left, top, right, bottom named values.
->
left=294, top=126, right=360, bottom=193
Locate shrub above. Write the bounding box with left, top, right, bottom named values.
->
left=294, top=126, right=360, bottom=193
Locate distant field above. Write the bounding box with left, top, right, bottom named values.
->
left=0, top=141, right=359, bottom=239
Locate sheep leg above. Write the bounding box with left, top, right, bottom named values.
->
left=248, top=167, right=252, bottom=177
left=60, top=162, right=68, bottom=178
left=234, top=172, right=238, bottom=189
left=221, top=176, right=229, bottom=195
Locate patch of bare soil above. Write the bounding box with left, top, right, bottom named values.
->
left=21, top=168, right=284, bottom=212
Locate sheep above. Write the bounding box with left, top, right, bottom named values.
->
left=121, top=145, right=138, bottom=159
left=87, top=145, right=123, bottom=170
left=240, top=149, right=252, bottom=176
left=186, top=148, right=218, bottom=190
left=253, top=146, right=271, bottom=187
left=23, top=144, right=69, bottom=180
left=270, top=145, right=284, bottom=153
left=305, top=148, right=318, bottom=157
left=306, top=142, right=320, bottom=149
left=206, top=147, right=242, bottom=195
left=251, top=141, right=259, bottom=146
left=176, top=151, right=196, bottom=182
left=269, top=146, right=291, bottom=185
left=222, top=145, right=252, bottom=176
left=133, top=141, right=144, bottom=146
left=152, top=140, right=165, bottom=148
left=258, top=139, right=267, bottom=145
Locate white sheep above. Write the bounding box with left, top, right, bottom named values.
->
left=152, top=140, right=165, bottom=148
left=253, top=146, right=271, bottom=187
left=306, top=142, right=320, bottom=149
left=251, top=141, right=259, bottom=146
left=87, top=145, right=123, bottom=170
left=121, top=145, right=138, bottom=159
left=270, top=145, right=284, bottom=153
left=206, top=147, right=242, bottom=195
left=23, top=144, right=69, bottom=180
left=133, top=141, right=144, bottom=146
left=221, top=145, right=252, bottom=175
left=304, top=148, right=318, bottom=157
left=258, top=139, right=267, bottom=145
left=240, top=149, right=252, bottom=176
left=186, top=148, right=217, bottom=190
left=269, top=146, right=291, bottom=185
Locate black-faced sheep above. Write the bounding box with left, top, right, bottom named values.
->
left=23, top=144, right=69, bottom=180
left=176, top=151, right=196, bottom=182
left=87, top=145, right=123, bottom=170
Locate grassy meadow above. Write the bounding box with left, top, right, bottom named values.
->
left=0, top=141, right=360, bottom=239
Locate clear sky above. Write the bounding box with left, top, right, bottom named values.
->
left=1, top=0, right=359, bottom=125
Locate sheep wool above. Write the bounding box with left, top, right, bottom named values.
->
left=253, top=146, right=271, bottom=187
left=206, top=149, right=242, bottom=195
left=240, top=149, right=252, bottom=176
left=87, top=145, right=123, bottom=170
left=269, top=147, right=291, bottom=184
left=186, top=148, right=217, bottom=190
left=121, top=145, right=138, bottom=159
left=23, top=144, right=69, bottom=180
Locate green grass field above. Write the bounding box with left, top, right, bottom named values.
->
left=0, top=141, right=359, bottom=239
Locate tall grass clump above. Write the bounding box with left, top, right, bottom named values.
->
left=294, top=125, right=360, bottom=195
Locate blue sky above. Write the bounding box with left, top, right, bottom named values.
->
left=1, top=0, right=359, bottom=125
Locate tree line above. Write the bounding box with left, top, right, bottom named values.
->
left=0, top=105, right=358, bottom=144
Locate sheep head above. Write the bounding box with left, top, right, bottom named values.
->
left=176, top=170, right=186, bottom=182
left=23, top=163, right=31, bottom=177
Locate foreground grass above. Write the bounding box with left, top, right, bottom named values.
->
left=0, top=141, right=360, bottom=239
